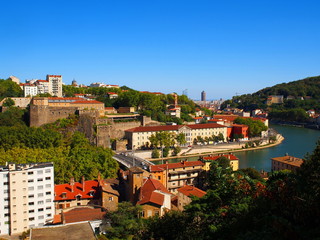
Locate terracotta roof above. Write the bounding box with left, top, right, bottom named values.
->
left=150, top=160, right=204, bottom=172
left=48, top=97, right=83, bottom=101
left=126, top=123, right=226, bottom=133
left=70, top=100, right=103, bottom=104
left=271, top=156, right=303, bottom=167
left=63, top=207, right=105, bottom=223
left=232, top=124, right=248, bottom=128
left=54, top=180, right=99, bottom=201
left=107, top=92, right=118, bottom=95
left=137, top=178, right=171, bottom=206
left=100, top=179, right=119, bottom=196
left=203, top=154, right=239, bottom=161
left=177, top=185, right=206, bottom=198
left=194, top=117, right=203, bottom=120
left=105, top=107, right=115, bottom=109
left=47, top=75, right=62, bottom=77
left=37, top=80, right=49, bottom=83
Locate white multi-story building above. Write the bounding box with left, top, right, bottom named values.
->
left=35, top=80, right=50, bottom=95
left=24, top=85, right=38, bottom=97
left=47, top=75, right=62, bottom=97
left=0, top=162, right=54, bottom=236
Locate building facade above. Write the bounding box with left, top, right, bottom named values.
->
left=47, top=75, right=63, bottom=97
left=271, top=156, right=303, bottom=172
left=125, top=123, right=228, bottom=149
left=150, top=161, right=204, bottom=194
left=0, top=162, right=54, bottom=236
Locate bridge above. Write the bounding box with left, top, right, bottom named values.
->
left=113, top=153, right=154, bottom=170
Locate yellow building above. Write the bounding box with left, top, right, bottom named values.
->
left=202, top=154, right=239, bottom=171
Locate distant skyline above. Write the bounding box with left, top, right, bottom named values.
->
left=1, top=1, right=320, bottom=100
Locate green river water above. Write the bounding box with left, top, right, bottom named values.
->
left=153, top=124, right=320, bottom=171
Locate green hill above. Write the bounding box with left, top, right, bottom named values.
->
left=221, top=75, right=320, bottom=112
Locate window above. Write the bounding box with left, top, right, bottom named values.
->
left=45, top=169, right=51, bottom=173
left=46, top=199, right=51, bottom=203
left=45, top=184, right=51, bottom=188
left=38, top=193, right=44, bottom=197
left=37, top=170, right=43, bottom=174
left=38, top=178, right=43, bottom=182
left=109, top=197, right=113, bottom=201
left=46, top=191, right=51, bottom=195
left=29, top=202, right=34, bottom=206
left=28, top=172, right=34, bottom=175
left=28, top=187, right=34, bottom=191
left=29, top=210, right=34, bottom=213
left=29, top=217, right=35, bottom=221
left=38, top=186, right=43, bottom=190
left=3, top=182, right=8, bottom=185
left=38, top=201, right=44, bottom=205
left=46, top=206, right=51, bottom=210
left=46, top=214, right=52, bottom=217
left=28, top=179, right=34, bottom=183
left=38, top=208, right=44, bottom=212
left=29, top=194, right=34, bottom=198
left=45, top=177, right=51, bottom=180
left=4, top=213, right=9, bottom=217
left=4, top=189, right=8, bottom=194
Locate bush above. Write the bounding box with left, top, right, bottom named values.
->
left=152, top=149, right=160, bottom=158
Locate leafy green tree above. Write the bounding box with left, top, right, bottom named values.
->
left=2, top=98, right=15, bottom=107
left=102, top=202, right=143, bottom=239
left=234, top=117, right=267, bottom=137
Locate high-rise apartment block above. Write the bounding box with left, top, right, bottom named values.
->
left=201, top=91, right=206, bottom=102
left=47, top=75, right=63, bottom=97
left=0, top=162, right=54, bottom=236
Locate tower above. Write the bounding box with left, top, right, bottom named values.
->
left=201, top=91, right=206, bottom=102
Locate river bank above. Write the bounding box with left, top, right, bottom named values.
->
left=142, top=134, right=285, bottom=162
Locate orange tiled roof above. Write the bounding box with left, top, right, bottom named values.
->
left=54, top=180, right=99, bottom=201
left=71, top=100, right=103, bottom=104
left=177, top=185, right=206, bottom=198
left=271, top=156, right=303, bottom=167
left=137, top=178, right=171, bottom=206
left=54, top=207, right=105, bottom=224
left=150, top=160, right=204, bottom=172
left=48, top=97, right=83, bottom=101
left=203, top=154, right=239, bottom=161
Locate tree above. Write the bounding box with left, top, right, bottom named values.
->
left=101, top=202, right=143, bottom=239
left=176, top=133, right=187, bottom=146
left=2, top=97, right=15, bottom=107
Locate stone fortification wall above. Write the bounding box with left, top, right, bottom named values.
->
left=30, top=105, right=78, bottom=127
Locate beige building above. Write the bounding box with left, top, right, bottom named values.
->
left=271, top=156, right=303, bottom=172
left=177, top=185, right=206, bottom=210
left=47, top=75, right=63, bottom=97
left=0, top=162, right=54, bottom=236
left=125, top=123, right=228, bottom=149
left=150, top=161, right=204, bottom=194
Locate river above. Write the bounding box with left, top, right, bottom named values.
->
left=152, top=124, right=320, bottom=171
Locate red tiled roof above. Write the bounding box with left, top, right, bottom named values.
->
left=37, top=80, right=49, bottom=83
left=107, top=92, right=118, bottom=95
left=126, top=123, right=226, bottom=133
left=54, top=180, right=99, bottom=201
left=177, top=185, right=206, bottom=198
left=203, top=154, right=239, bottom=161
left=54, top=207, right=105, bottom=224
left=47, top=75, right=62, bottom=78
left=71, top=100, right=103, bottom=104
left=194, top=117, right=203, bottom=120
left=74, top=94, right=85, bottom=96
left=48, top=97, right=83, bottom=101
left=150, top=160, right=204, bottom=172
left=137, top=178, right=171, bottom=206
left=105, top=107, right=115, bottom=110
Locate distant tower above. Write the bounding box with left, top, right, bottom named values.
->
left=182, top=89, right=188, bottom=97
left=201, top=91, right=206, bottom=101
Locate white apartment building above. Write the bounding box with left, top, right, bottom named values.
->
left=0, top=162, right=54, bottom=236
left=47, top=75, right=63, bottom=97
left=24, top=85, right=38, bottom=97
left=125, top=123, right=227, bottom=149
left=35, top=80, right=50, bottom=95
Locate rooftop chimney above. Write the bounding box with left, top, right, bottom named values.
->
left=81, top=176, right=85, bottom=191
left=70, top=177, right=75, bottom=192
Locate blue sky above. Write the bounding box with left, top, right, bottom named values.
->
left=1, top=1, right=320, bottom=100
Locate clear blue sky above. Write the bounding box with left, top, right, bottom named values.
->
left=1, top=0, right=320, bottom=100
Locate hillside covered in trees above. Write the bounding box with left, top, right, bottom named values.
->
left=221, top=76, right=320, bottom=114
